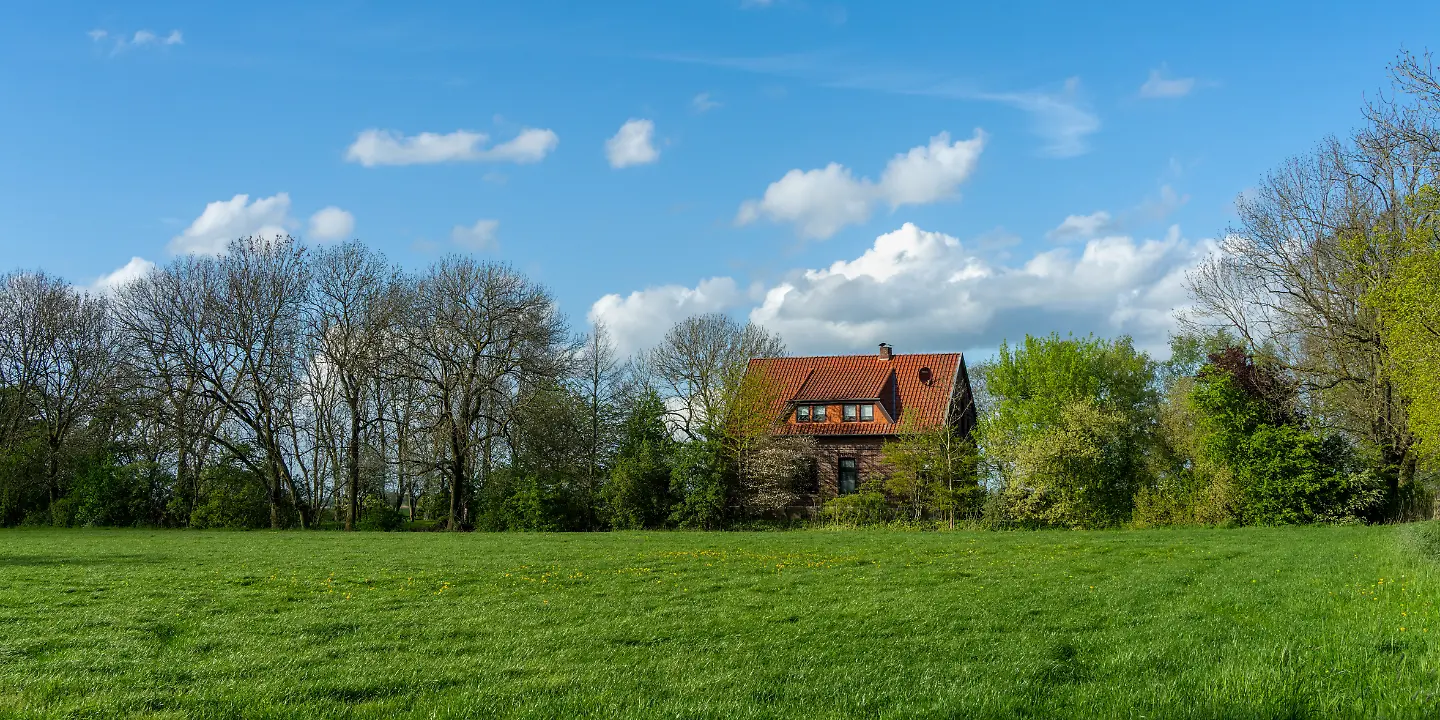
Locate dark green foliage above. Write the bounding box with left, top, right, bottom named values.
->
left=602, top=390, right=674, bottom=529
left=1190, top=356, right=1383, bottom=525
left=667, top=435, right=732, bottom=529
left=63, top=455, right=169, bottom=528
left=357, top=496, right=404, bottom=532
left=188, top=464, right=271, bottom=529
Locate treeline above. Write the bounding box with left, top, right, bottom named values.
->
left=0, top=241, right=813, bottom=530
left=3, top=52, right=1439, bottom=531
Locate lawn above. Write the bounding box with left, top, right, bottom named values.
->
left=0, top=526, right=1436, bottom=719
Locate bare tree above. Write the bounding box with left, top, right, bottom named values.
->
left=571, top=321, right=624, bottom=528
left=1185, top=63, right=1440, bottom=495
left=399, top=258, right=569, bottom=529
left=0, top=273, right=122, bottom=503
left=648, top=313, right=785, bottom=439
left=308, top=241, right=401, bottom=530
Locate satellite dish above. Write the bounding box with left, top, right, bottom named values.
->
left=918, top=367, right=932, bottom=384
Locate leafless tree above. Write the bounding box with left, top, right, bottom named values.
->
left=0, top=273, right=122, bottom=502
left=648, top=313, right=785, bottom=439
left=398, top=258, right=570, bottom=529
left=308, top=241, right=402, bottom=530
left=1186, top=57, right=1440, bottom=494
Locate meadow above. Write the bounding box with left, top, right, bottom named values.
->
left=0, top=526, right=1437, bottom=719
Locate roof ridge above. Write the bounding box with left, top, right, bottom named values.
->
left=751, top=352, right=963, bottom=361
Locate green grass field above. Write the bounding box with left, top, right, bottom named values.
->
left=1, top=526, right=1436, bottom=719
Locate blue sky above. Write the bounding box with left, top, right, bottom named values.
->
left=2, top=1, right=1436, bottom=358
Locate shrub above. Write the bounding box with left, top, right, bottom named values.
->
left=189, top=464, right=270, bottom=529
left=357, top=496, right=404, bottom=531
left=819, top=491, right=890, bottom=526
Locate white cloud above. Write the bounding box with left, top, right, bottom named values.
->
left=169, top=193, right=293, bottom=255
left=592, top=222, right=1211, bottom=358
left=1140, top=67, right=1195, bottom=99
left=98, top=29, right=183, bottom=53
left=92, top=257, right=156, bottom=294
left=692, top=93, right=721, bottom=113
left=749, top=223, right=1208, bottom=355
left=736, top=130, right=985, bottom=239
left=308, top=206, right=355, bottom=241
left=1047, top=211, right=1116, bottom=241
left=588, top=277, right=745, bottom=356
left=345, top=127, right=559, bottom=167
left=451, top=219, right=499, bottom=252
left=605, top=119, right=660, bottom=168
left=981, top=78, right=1098, bottom=158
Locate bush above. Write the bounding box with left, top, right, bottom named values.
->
left=189, top=464, right=270, bottom=529
left=819, top=491, right=890, bottom=526
left=357, top=496, right=404, bottom=531
left=669, top=436, right=731, bottom=530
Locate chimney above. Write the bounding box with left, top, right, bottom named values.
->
left=878, top=343, right=893, bottom=360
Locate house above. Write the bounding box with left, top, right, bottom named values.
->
left=744, top=343, right=977, bottom=506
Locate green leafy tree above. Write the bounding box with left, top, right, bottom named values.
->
left=879, top=413, right=981, bottom=526
left=603, top=390, right=674, bottom=529
left=977, top=333, right=1157, bottom=528
left=1370, top=186, right=1440, bottom=457
left=1189, top=350, right=1383, bottom=524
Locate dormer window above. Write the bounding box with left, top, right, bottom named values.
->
left=796, top=405, right=810, bottom=422
left=843, top=404, right=858, bottom=422
left=860, top=404, right=874, bottom=422
left=812, top=404, right=826, bottom=422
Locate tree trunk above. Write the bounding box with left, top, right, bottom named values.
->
left=346, top=400, right=361, bottom=531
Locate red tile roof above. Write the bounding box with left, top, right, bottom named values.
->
left=745, top=352, right=967, bottom=436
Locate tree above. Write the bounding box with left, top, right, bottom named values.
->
left=399, top=258, right=569, bottom=530
left=879, top=413, right=980, bottom=526
left=603, top=390, right=673, bottom=529
left=648, top=313, right=784, bottom=440
left=308, top=241, right=401, bottom=530
left=1185, top=53, right=1440, bottom=502
left=571, top=321, right=625, bottom=529
left=1188, top=350, right=1383, bottom=524
left=978, top=333, right=1157, bottom=528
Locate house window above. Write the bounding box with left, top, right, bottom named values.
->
left=860, top=404, right=874, bottom=422
left=838, top=458, right=859, bottom=494
left=843, top=404, right=858, bottom=422
left=796, top=405, right=810, bottom=422
left=812, top=405, right=827, bottom=422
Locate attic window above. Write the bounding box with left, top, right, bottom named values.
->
left=843, top=404, right=858, bottom=422
left=918, top=367, right=933, bottom=384
left=860, top=404, right=874, bottom=422
left=796, top=405, right=810, bottom=422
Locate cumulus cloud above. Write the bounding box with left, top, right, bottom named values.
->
left=1140, top=67, right=1196, bottom=99
left=345, top=127, right=559, bottom=167
left=588, top=277, right=746, bottom=356
left=736, top=130, right=985, bottom=239
left=750, top=223, right=1208, bottom=355
left=605, top=119, right=660, bottom=168
left=169, top=193, right=293, bottom=255
left=593, top=222, right=1210, bottom=358
left=1047, top=211, right=1116, bottom=241
left=451, top=219, right=499, bottom=251
left=92, top=257, right=156, bottom=293
left=308, top=206, right=355, bottom=241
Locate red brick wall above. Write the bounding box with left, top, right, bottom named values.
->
left=791, top=435, right=890, bottom=508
